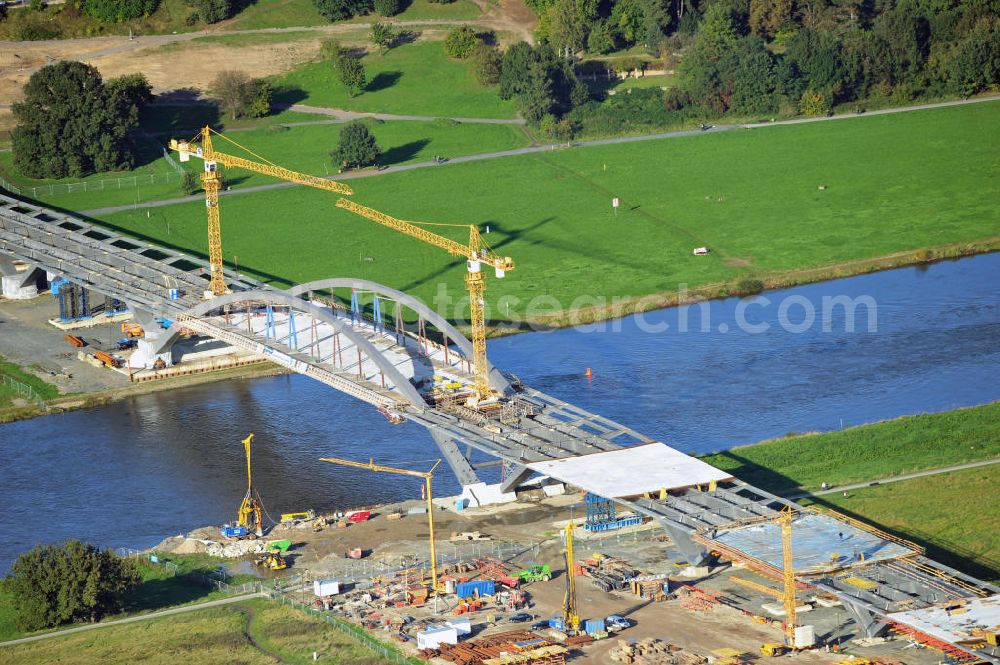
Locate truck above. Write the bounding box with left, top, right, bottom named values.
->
left=517, top=565, right=552, bottom=583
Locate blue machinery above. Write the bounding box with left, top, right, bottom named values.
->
left=584, top=492, right=642, bottom=532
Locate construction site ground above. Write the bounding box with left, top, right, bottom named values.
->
left=0, top=293, right=285, bottom=416
left=159, top=493, right=946, bottom=665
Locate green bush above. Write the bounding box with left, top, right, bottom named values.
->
left=180, top=171, right=200, bottom=195
left=15, top=19, right=62, bottom=39
left=374, top=0, right=403, bottom=16
left=83, top=0, right=159, bottom=22
left=471, top=43, right=502, bottom=86
left=444, top=25, right=480, bottom=59
left=185, top=0, right=236, bottom=23
left=735, top=277, right=765, bottom=295
left=320, top=38, right=344, bottom=60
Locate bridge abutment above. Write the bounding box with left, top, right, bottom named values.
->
left=128, top=306, right=180, bottom=369
left=0, top=255, right=42, bottom=300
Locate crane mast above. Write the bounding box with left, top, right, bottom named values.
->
left=320, top=457, right=442, bottom=592
left=780, top=506, right=797, bottom=647
left=237, top=433, right=263, bottom=537
left=563, top=522, right=580, bottom=633
left=335, top=198, right=514, bottom=403
left=169, top=126, right=354, bottom=297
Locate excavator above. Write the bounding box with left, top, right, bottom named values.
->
left=255, top=551, right=287, bottom=570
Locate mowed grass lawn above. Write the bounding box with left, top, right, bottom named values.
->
left=222, top=0, right=483, bottom=31
left=804, top=465, right=1000, bottom=583
left=275, top=41, right=518, bottom=118
left=1, top=598, right=391, bottom=664
left=93, top=101, right=1000, bottom=317
left=1, top=119, right=529, bottom=210
left=701, top=402, right=1000, bottom=494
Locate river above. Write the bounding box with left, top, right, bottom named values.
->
left=2, top=253, right=998, bottom=572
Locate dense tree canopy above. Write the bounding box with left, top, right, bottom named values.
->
left=7, top=540, right=141, bottom=631
left=313, top=0, right=372, bottom=21
left=12, top=62, right=151, bottom=179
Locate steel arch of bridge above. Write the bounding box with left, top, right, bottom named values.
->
left=188, top=288, right=426, bottom=405
left=286, top=277, right=511, bottom=394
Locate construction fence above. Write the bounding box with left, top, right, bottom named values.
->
left=0, top=172, right=184, bottom=199
left=268, top=591, right=425, bottom=665
left=0, top=373, right=46, bottom=406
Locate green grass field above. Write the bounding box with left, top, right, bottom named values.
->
left=274, top=41, right=518, bottom=118
left=701, top=402, right=1000, bottom=494
left=1, top=598, right=390, bottom=664
left=91, top=102, right=1000, bottom=322
left=0, top=356, right=59, bottom=408
left=803, top=465, right=1000, bottom=583
left=1, top=119, right=529, bottom=210
left=222, top=0, right=483, bottom=30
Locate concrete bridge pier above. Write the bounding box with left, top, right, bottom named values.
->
left=842, top=598, right=890, bottom=639
left=128, top=306, right=180, bottom=369
left=0, top=254, right=42, bottom=300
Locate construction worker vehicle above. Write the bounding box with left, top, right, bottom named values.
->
left=121, top=322, right=144, bottom=338
left=760, top=643, right=791, bottom=657
left=280, top=510, right=315, bottom=524
left=517, top=565, right=552, bottom=583
left=256, top=551, right=287, bottom=570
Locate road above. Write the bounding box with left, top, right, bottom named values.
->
left=785, top=457, right=1000, bottom=500
left=79, top=94, right=1000, bottom=217
left=0, top=592, right=264, bottom=648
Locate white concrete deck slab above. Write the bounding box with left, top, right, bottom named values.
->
left=524, top=442, right=733, bottom=498
left=888, top=594, right=1000, bottom=643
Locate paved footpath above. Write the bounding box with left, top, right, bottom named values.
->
left=80, top=94, right=1000, bottom=218
left=0, top=592, right=264, bottom=649
left=785, top=457, right=1000, bottom=501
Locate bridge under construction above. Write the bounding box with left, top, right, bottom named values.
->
left=1, top=192, right=997, bottom=663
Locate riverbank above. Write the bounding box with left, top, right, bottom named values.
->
left=0, top=360, right=288, bottom=424
left=492, top=242, right=1000, bottom=334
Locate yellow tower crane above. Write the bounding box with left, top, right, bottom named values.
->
left=320, top=456, right=442, bottom=592
left=562, top=521, right=581, bottom=634
left=237, top=433, right=264, bottom=537
left=169, top=127, right=354, bottom=297
left=744, top=507, right=798, bottom=656
left=780, top=505, right=797, bottom=648
left=334, top=199, right=514, bottom=404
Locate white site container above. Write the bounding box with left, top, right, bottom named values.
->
left=313, top=579, right=341, bottom=597
left=447, top=618, right=471, bottom=636
left=417, top=625, right=459, bottom=649
left=794, top=625, right=816, bottom=648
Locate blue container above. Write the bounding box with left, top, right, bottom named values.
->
left=168, top=288, right=180, bottom=301
left=548, top=617, right=565, bottom=630
left=456, top=579, right=496, bottom=599
left=220, top=525, right=249, bottom=538
left=584, top=618, right=606, bottom=635
left=50, top=278, right=67, bottom=296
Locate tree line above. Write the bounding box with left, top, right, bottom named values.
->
left=452, top=0, right=999, bottom=136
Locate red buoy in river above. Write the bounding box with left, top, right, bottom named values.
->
left=585, top=367, right=592, bottom=379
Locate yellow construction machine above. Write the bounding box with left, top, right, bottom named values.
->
left=256, top=551, right=287, bottom=571
left=169, top=127, right=353, bottom=297
left=236, top=433, right=264, bottom=537
left=562, top=521, right=581, bottom=634
left=334, top=200, right=514, bottom=405
left=320, top=456, right=441, bottom=592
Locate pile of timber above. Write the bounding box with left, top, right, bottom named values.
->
left=610, top=639, right=706, bottom=665
left=582, top=555, right=641, bottom=592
